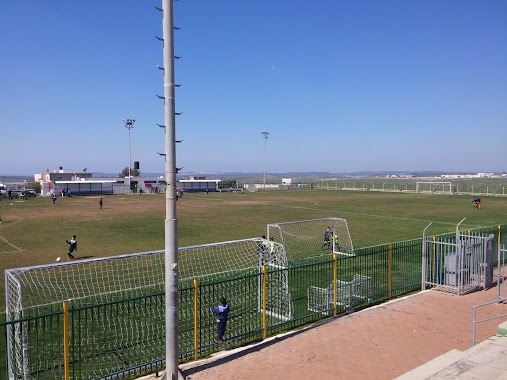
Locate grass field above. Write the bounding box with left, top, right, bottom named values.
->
left=1, top=189, right=507, bottom=379
left=1, top=189, right=507, bottom=310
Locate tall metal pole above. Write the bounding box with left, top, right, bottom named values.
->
left=162, top=1, right=180, bottom=379
left=262, top=131, right=269, bottom=189
left=123, top=119, right=135, bottom=193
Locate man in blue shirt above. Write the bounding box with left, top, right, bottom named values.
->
left=210, top=297, right=230, bottom=344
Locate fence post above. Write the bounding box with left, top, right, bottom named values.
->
left=498, top=225, right=501, bottom=247
left=333, top=254, right=337, bottom=317
left=193, top=279, right=199, bottom=361
left=388, top=244, right=393, bottom=299
left=63, top=301, right=70, bottom=380
left=262, top=266, right=267, bottom=340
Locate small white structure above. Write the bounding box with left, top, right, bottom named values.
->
left=178, top=178, right=221, bottom=192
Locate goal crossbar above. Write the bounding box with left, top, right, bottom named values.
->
left=416, top=181, right=452, bottom=194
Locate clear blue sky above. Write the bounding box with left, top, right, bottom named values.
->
left=1, top=0, right=506, bottom=175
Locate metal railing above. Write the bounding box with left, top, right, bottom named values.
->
left=472, top=246, right=507, bottom=346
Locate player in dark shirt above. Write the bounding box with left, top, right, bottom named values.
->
left=66, top=235, right=77, bottom=260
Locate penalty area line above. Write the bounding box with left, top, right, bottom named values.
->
left=0, top=235, right=23, bottom=253
left=275, top=204, right=462, bottom=227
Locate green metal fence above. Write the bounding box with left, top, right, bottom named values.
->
left=2, top=224, right=506, bottom=380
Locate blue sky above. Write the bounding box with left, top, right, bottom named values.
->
left=1, top=1, right=505, bottom=175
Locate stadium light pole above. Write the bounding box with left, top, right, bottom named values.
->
left=123, top=118, right=136, bottom=194
left=262, top=131, right=269, bottom=189
left=160, top=1, right=182, bottom=379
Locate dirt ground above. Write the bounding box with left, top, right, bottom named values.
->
left=181, top=287, right=507, bottom=380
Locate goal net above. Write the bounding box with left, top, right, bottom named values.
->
left=5, top=251, right=167, bottom=380
left=178, top=238, right=292, bottom=327
left=5, top=238, right=292, bottom=380
left=267, top=218, right=354, bottom=260
left=416, top=181, right=452, bottom=194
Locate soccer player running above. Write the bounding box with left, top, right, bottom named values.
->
left=66, top=235, right=77, bottom=260
left=210, top=297, right=230, bottom=344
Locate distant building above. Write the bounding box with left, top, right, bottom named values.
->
left=35, top=167, right=92, bottom=195
left=35, top=167, right=166, bottom=196
left=178, top=177, right=221, bottom=192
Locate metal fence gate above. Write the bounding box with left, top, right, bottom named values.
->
left=422, top=224, right=495, bottom=295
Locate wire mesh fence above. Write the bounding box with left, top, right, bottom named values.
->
left=1, top=224, right=506, bottom=380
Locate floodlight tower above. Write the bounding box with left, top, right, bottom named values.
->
left=159, top=1, right=182, bottom=379
left=262, top=131, right=269, bottom=189
left=123, top=118, right=136, bottom=193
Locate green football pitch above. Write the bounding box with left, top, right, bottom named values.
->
left=1, top=189, right=506, bottom=309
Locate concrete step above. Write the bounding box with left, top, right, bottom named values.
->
left=426, top=335, right=507, bottom=379
left=394, top=349, right=466, bottom=380
left=395, top=335, right=507, bottom=380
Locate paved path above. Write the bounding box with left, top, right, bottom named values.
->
left=178, top=288, right=507, bottom=380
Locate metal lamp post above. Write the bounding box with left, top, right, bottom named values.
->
left=123, top=118, right=136, bottom=194
left=262, top=131, right=269, bottom=189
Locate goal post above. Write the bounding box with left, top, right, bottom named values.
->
left=416, top=181, right=452, bottom=194
left=267, top=218, right=354, bottom=260
left=178, top=238, right=293, bottom=324
left=5, top=239, right=293, bottom=380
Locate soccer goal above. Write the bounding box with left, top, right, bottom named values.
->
left=307, top=274, right=373, bottom=314
left=267, top=217, right=354, bottom=260
left=178, top=238, right=293, bottom=324
left=5, top=238, right=292, bottom=380
left=5, top=251, right=168, bottom=380
left=416, top=181, right=452, bottom=194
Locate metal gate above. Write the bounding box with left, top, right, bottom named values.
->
left=422, top=222, right=495, bottom=295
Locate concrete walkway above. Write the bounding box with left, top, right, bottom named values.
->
left=145, top=287, right=507, bottom=380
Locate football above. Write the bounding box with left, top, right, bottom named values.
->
left=56, top=257, right=61, bottom=262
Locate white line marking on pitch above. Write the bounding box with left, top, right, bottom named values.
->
left=277, top=204, right=463, bottom=226
left=0, top=219, right=24, bottom=252
left=0, top=235, right=23, bottom=252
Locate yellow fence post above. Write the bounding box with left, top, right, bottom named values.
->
left=63, top=301, right=70, bottom=380
left=498, top=225, right=501, bottom=247
left=262, top=266, right=267, bottom=340
left=388, top=244, right=393, bottom=299
left=193, top=279, right=199, bottom=361
left=333, top=254, right=337, bottom=317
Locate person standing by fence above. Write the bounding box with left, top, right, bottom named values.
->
left=210, top=297, right=230, bottom=344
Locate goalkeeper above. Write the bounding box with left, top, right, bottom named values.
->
left=210, top=297, right=230, bottom=344
left=65, top=235, right=77, bottom=260
left=321, top=227, right=332, bottom=249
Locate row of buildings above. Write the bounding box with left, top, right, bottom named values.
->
left=2, top=167, right=301, bottom=197
left=32, top=168, right=224, bottom=196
